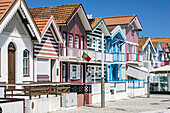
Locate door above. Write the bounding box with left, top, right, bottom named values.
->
left=37, top=59, right=49, bottom=82
left=8, top=42, right=16, bottom=86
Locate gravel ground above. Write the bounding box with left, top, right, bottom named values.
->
left=52, top=94, right=170, bottom=113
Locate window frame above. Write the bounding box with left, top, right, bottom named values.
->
left=81, top=37, right=84, bottom=49
left=23, top=49, right=29, bottom=77
left=75, top=36, right=79, bottom=49
left=69, top=35, right=73, bottom=48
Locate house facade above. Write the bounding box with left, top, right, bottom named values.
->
left=86, top=18, right=110, bottom=83
left=0, top=0, right=41, bottom=84
left=105, top=26, right=126, bottom=81
left=29, top=15, right=63, bottom=82
left=103, top=15, right=143, bottom=80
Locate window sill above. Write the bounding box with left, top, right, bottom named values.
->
left=23, top=75, right=30, bottom=77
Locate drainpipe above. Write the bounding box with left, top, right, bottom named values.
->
left=147, top=44, right=150, bottom=98
left=101, top=32, right=105, bottom=107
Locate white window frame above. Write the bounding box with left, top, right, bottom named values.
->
left=70, top=64, right=80, bottom=80
left=69, top=35, right=73, bottom=47
left=81, top=37, right=83, bottom=49
left=23, top=49, right=29, bottom=76
left=75, top=36, right=79, bottom=48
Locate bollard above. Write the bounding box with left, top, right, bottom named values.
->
left=101, top=77, right=105, bottom=108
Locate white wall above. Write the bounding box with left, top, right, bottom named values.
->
left=0, top=12, right=34, bottom=83
left=0, top=101, right=24, bottom=113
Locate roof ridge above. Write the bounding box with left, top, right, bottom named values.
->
left=101, top=14, right=136, bottom=19
left=29, top=3, right=81, bottom=10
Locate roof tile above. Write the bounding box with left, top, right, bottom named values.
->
left=138, top=37, right=149, bottom=50
left=30, top=3, right=81, bottom=32
left=102, top=15, right=136, bottom=26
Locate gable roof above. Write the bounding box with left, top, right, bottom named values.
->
left=151, top=38, right=170, bottom=49
left=89, top=18, right=110, bottom=36
left=40, top=16, right=63, bottom=43
left=0, top=0, right=41, bottom=42
left=138, top=37, right=149, bottom=50
left=110, top=26, right=126, bottom=42
left=30, top=3, right=92, bottom=31
left=138, top=37, right=156, bottom=53
left=103, top=15, right=142, bottom=31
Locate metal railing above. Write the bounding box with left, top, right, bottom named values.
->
left=60, top=47, right=125, bottom=63
left=1, top=82, right=70, bottom=99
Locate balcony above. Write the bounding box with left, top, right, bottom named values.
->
left=60, top=47, right=125, bottom=63
left=127, top=53, right=143, bottom=63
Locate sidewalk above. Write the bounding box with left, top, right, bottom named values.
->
left=51, top=94, right=170, bottom=113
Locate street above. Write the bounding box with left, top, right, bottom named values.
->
left=52, top=94, right=170, bottom=113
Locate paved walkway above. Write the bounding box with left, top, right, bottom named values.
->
left=52, top=94, right=170, bottom=113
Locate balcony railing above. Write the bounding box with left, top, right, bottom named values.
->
left=127, top=53, right=143, bottom=62
left=60, top=47, right=125, bottom=63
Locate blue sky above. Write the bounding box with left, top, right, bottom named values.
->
left=26, top=0, right=170, bottom=38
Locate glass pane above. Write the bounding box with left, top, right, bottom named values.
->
left=23, top=67, right=25, bottom=74
left=23, top=60, right=25, bottom=67
left=23, top=50, right=28, bottom=57
left=8, top=42, right=15, bottom=49
left=26, top=67, right=28, bottom=74
left=69, top=35, right=73, bottom=47
left=26, top=59, right=28, bottom=66
left=75, top=36, right=79, bottom=48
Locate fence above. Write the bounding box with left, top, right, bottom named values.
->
left=120, top=79, right=145, bottom=88
left=0, top=82, right=70, bottom=99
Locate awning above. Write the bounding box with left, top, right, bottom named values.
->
left=126, top=65, right=148, bottom=79
left=150, top=65, right=170, bottom=74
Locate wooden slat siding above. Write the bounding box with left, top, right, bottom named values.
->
left=87, top=27, right=106, bottom=51
left=34, top=28, right=59, bottom=59
left=37, top=75, right=49, bottom=82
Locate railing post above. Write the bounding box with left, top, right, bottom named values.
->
left=138, top=80, right=140, bottom=88
left=133, top=80, right=135, bottom=88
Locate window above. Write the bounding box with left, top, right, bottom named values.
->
left=69, top=35, right=73, bottom=47
left=63, top=33, right=66, bottom=42
left=70, top=64, right=80, bottom=80
left=75, top=36, right=79, bottom=48
left=127, top=44, right=129, bottom=53
left=23, top=49, right=29, bottom=76
left=89, top=38, right=92, bottom=47
left=108, top=41, right=110, bottom=50
left=81, top=37, right=83, bottom=49
left=131, top=45, right=134, bottom=53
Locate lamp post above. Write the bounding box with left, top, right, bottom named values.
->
left=101, top=32, right=105, bottom=107
left=147, top=44, right=150, bottom=98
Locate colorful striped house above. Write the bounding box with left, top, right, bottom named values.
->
left=103, top=15, right=143, bottom=80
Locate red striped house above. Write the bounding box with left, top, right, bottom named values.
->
left=32, top=16, right=63, bottom=82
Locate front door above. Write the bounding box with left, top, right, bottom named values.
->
left=8, top=42, right=16, bottom=85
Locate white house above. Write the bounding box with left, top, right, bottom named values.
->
left=0, top=0, right=41, bottom=84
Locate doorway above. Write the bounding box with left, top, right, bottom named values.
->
left=8, top=42, right=16, bottom=85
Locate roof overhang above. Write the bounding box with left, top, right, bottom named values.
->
left=92, top=18, right=110, bottom=37
left=110, top=26, right=126, bottom=43
left=142, top=38, right=156, bottom=54
left=156, top=41, right=164, bottom=51
left=0, top=0, right=41, bottom=42
left=129, top=15, right=142, bottom=31
left=41, top=16, right=63, bottom=43
left=67, top=4, right=92, bottom=31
